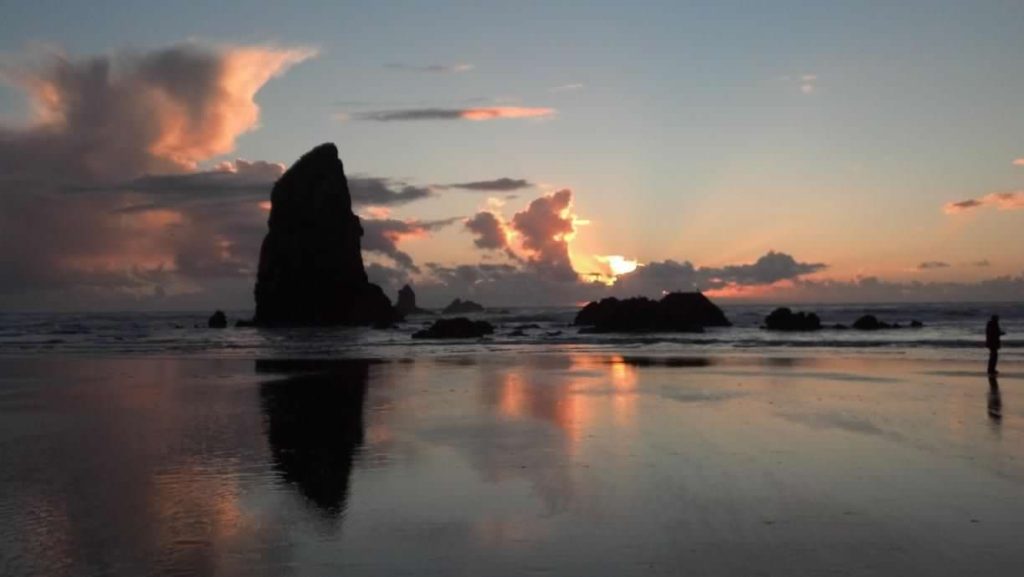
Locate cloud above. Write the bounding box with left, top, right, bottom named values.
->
left=0, top=43, right=313, bottom=306
left=609, top=251, right=827, bottom=296
left=944, top=192, right=1024, bottom=214
left=917, top=261, right=950, bottom=270
left=511, top=189, right=579, bottom=281
left=349, top=176, right=434, bottom=206
left=1013, top=158, right=1024, bottom=166
left=362, top=217, right=461, bottom=271
left=465, top=211, right=512, bottom=251
left=384, top=63, right=473, bottom=73
left=0, top=42, right=314, bottom=182
left=355, top=107, right=555, bottom=122
left=972, top=259, right=991, bottom=267
left=549, top=83, right=584, bottom=92
left=446, top=178, right=533, bottom=192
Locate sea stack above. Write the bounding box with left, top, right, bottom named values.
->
left=395, top=284, right=429, bottom=317
left=253, top=143, right=394, bottom=326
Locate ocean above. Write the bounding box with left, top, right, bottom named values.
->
left=1, top=302, right=1020, bottom=362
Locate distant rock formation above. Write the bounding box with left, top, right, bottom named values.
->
left=442, top=298, right=485, bottom=315
left=852, top=314, right=893, bottom=330
left=764, top=307, right=821, bottom=331
left=412, top=317, right=495, bottom=339
left=253, top=143, right=394, bottom=326
left=207, top=310, right=228, bottom=328
left=395, top=284, right=429, bottom=317
left=850, top=315, right=924, bottom=330
left=574, top=292, right=731, bottom=333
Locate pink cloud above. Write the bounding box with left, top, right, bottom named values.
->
left=460, top=107, right=555, bottom=121
left=944, top=191, right=1024, bottom=214
left=1, top=43, right=314, bottom=180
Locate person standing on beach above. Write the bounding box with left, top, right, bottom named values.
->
left=986, top=315, right=1005, bottom=375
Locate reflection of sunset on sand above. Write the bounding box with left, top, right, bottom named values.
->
left=1, top=353, right=1023, bottom=575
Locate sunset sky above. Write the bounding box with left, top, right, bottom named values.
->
left=2, top=0, right=1023, bottom=309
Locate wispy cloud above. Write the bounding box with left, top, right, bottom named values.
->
left=549, top=83, right=584, bottom=93
left=446, top=178, right=533, bottom=192
left=972, top=259, right=991, bottom=267
left=944, top=191, right=1024, bottom=214
left=384, top=63, right=473, bottom=73
left=917, top=261, right=950, bottom=270
left=1013, top=158, right=1024, bottom=166
left=355, top=106, right=555, bottom=122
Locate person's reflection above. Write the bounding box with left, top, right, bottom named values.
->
left=257, top=359, right=370, bottom=521
left=987, top=375, right=1002, bottom=423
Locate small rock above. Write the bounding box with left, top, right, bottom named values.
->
left=208, top=310, right=228, bottom=329
left=412, top=318, right=494, bottom=339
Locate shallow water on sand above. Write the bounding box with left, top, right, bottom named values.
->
left=1, top=354, right=1022, bottom=576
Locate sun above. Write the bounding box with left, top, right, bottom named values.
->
left=603, top=255, right=638, bottom=276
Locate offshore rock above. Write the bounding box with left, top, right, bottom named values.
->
left=253, top=143, right=394, bottom=326
left=396, top=284, right=430, bottom=317
left=764, top=307, right=821, bottom=331
left=574, top=292, right=731, bottom=333
left=442, top=298, right=485, bottom=315
left=412, top=317, right=495, bottom=339
left=207, top=310, right=228, bottom=329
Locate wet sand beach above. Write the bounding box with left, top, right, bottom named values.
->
left=1, top=353, right=1021, bottom=576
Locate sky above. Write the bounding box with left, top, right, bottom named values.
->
left=1, top=0, right=1023, bottom=310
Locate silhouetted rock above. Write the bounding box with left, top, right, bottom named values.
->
left=764, top=307, right=821, bottom=331
left=412, top=317, right=494, bottom=339
left=574, top=292, right=730, bottom=333
left=442, top=298, right=485, bottom=314
left=207, top=310, right=227, bottom=328
left=395, top=284, right=429, bottom=317
left=852, top=314, right=894, bottom=330
left=253, top=143, right=394, bottom=327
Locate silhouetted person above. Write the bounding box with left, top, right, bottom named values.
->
left=988, top=376, right=1002, bottom=422
left=986, top=315, right=1005, bottom=375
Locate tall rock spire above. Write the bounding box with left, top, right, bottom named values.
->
left=254, top=143, right=394, bottom=326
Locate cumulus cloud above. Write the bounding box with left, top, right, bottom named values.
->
left=917, top=261, right=951, bottom=270
left=511, top=189, right=580, bottom=281
left=465, top=211, right=512, bottom=252
left=0, top=43, right=314, bottom=182
left=384, top=63, right=473, bottom=73
left=0, top=43, right=313, bottom=306
left=355, top=107, right=555, bottom=122
left=446, top=178, right=533, bottom=192
left=944, top=192, right=1024, bottom=214
left=362, top=217, right=461, bottom=272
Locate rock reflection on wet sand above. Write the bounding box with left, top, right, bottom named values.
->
left=0, top=354, right=1021, bottom=576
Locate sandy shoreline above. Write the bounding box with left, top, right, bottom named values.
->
left=0, top=352, right=1021, bottom=576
